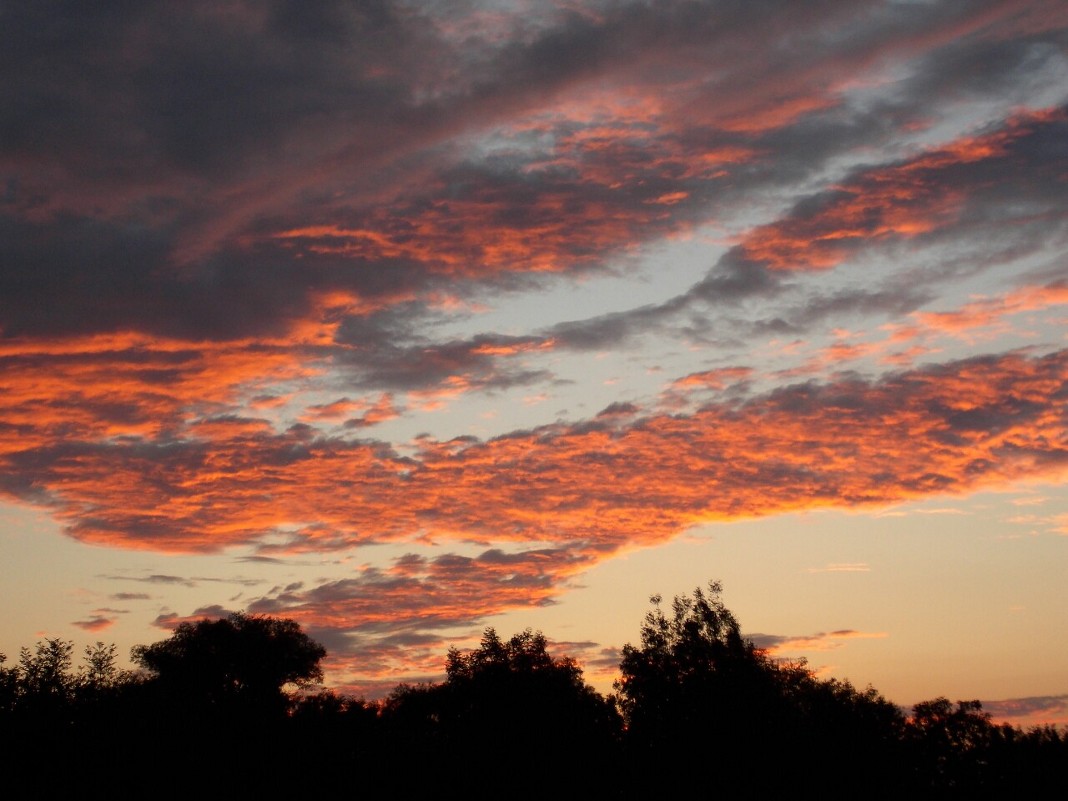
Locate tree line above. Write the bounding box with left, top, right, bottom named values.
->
left=2, top=582, right=1064, bottom=796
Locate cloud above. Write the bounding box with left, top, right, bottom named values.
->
left=240, top=546, right=595, bottom=683
left=102, top=573, right=263, bottom=588
left=4, top=348, right=1064, bottom=559
left=7, top=347, right=1053, bottom=686
left=152, top=604, right=235, bottom=630
left=0, top=5, right=1061, bottom=446
left=513, top=105, right=1068, bottom=358
left=4, top=0, right=1068, bottom=693
left=120, top=575, right=194, bottom=586
left=981, top=694, right=1068, bottom=727
left=72, top=616, right=115, bottom=633
left=335, top=329, right=556, bottom=396
left=4, top=1, right=1061, bottom=354
left=913, top=282, right=1068, bottom=341
left=741, top=108, right=1067, bottom=271
left=751, top=629, right=888, bottom=654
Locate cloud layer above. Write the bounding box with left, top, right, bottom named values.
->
left=2, top=0, right=1067, bottom=690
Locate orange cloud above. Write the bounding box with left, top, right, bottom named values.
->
left=301, top=398, right=367, bottom=422
left=4, top=349, right=1062, bottom=568
left=260, top=93, right=763, bottom=284
left=757, top=629, right=889, bottom=656
left=351, top=394, right=401, bottom=428
left=72, top=616, right=115, bottom=633
left=670, top=366, right=753, bottom=391
left=738, top=109, right=1063, bottom=272
left=914, top=282, right=1068, bottom=339
left=719, top=94, right=838, bottom=134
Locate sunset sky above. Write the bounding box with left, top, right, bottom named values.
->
left=2, top=0, right=1066, bottom=726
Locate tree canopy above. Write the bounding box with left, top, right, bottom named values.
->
left=132, top=612, right=325, bottom=716
left=383, top=627, right=621, bottom=791
left=615, top=581, right=906, bottom=794
left=442, top=627, right=620, bottom=738
left=1, top=586, right=1065, bottom=796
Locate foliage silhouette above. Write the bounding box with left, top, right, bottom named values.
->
left=132, top=611, right=325, bottom=718
left=442, top=627, right=622, bottom=750
left=107, top=612, right=329, bottom=792
left=0, top=651, right=16, bottom=716
left=615, top=581, right=906, bottom=795
left=383, top=627, right=621, bottom=792
left=901, top=696, right=1067, bottom=794
left=1, top=585, right=1065, bottom=795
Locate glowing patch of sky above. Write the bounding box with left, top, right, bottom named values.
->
left=492, top=482, right=1068, bottom=704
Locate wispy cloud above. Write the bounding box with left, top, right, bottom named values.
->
left=982, top=694, right=1068, bottom=727
left=752, top=629, right=889, bottom=654
left=71, top=616, right=116, bottom=633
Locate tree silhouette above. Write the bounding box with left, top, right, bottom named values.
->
left=1, top=586, right=1064, bottom=793
left=442, top=628, right=621, bottom=748
left=616, top=581, right=906, bottom=795
left=132, top=612, right=326, bottom=718
left=383, top=627, right=621, bottom=792
left=905, top=696, right=1022, bottom=792
left=80, top=642, right=120, bottom=688
left=17, top=638, right=75, bottom=707
left=615, top=581, right=767, bottom=746
left=0, top=652, right=15, bottom=716
left=120, top=613, right=330, bottom=793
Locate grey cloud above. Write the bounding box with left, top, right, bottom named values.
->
left=71, top=616, right=115, bottom=632
left=597, top=402, right=640, bottom=418
left=301, top=626, right=359, bottom=657
left=0, top=0, right=441, bottom=178
left=130, top=574, right=193, bottom=586
left=189, top=576, right=266, bottom=587
left=750, top=633, right=790, bottom=649
left=104, top=572, right=263, bottom=588
left=331, top=302, right=564, bottom=393
left=345, top=338, right=552, bottom=393
left=749, top=285, right=936, bottom=338
left=981, top=694, right=1068, bottom=721
left=892, top=23, right=1068, bottom=110
left=542, top=104, right=1068, bottom=351
left=1, top=0, right=1025, bottom=348
left=683, top=253, right=783, bottom=305
left=3, top=0, right=1060, bottom=358
left=188, top=604, right=237, bottom=619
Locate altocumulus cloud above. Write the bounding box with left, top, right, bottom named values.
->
left=1, top=0, right=1066, bottom=689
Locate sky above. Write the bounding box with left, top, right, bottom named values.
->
left=1, top=0, right=1067, bottom=727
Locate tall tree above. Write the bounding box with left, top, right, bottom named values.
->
left=383, top=627, right=621, bottom=792
left=132, top=612, right=326, bottom=717
left=616, top=581, right=905, bottom=795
